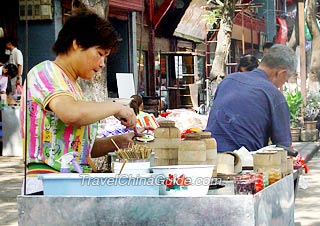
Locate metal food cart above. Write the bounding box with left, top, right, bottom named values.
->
left=17, top=174, right=294, bottom=226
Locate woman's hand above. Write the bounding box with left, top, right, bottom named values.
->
left=91, top=133, right=135, bottom=157
left=114, top=105, right=137, bottom=129
left=135, top=126, right=155, bottom=134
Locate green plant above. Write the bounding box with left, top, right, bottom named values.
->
left=284, top=88, right=303, bottom=128
left=304, top=92, right=320, bottom=121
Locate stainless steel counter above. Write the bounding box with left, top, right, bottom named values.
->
left=17, top=174, right=294, bottom=226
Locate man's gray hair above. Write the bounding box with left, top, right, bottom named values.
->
left=260, top=44, right=297, bottom=76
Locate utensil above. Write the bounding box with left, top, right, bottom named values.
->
left=118, top=159, right=127, bottom=175
left=115, top=143, right=152, bottom=160
left=111, top=138, right=120, bottom=151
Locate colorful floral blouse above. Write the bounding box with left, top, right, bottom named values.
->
left=20, top=60, right=97, bottom=175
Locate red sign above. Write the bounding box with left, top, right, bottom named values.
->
left=276, top=17, right=288, bottom=44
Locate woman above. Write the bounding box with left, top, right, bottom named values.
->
left=20, top=10, right=137, bottom=194
left=0, top=63, right=18, bottom=94
left=130, top=94, right=159, bottom=129
left=237, top=54, right=259, bottom=72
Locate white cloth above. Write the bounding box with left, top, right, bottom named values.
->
left=21, top=177, right=44, bottom=195
left=0, top=66, right=8, bottom=92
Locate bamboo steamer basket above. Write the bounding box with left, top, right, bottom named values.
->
left=286, top=157, right=294, bottom=175
left=154, top=158, right=179, bottom=166
left=199, top=132, right=218, bottom=177
left=264, top=147, right=287, bottom=178
left=217, top=153, right=234, bottom=174
left=154, top=120, right=180, bottom=138
left=253, top=150, right=282, bottom=184
left=253, top=150, right=281, bottom=170
left=178, top=133, right=206, bottom=164
left=216, top=152, right=242, bottom=174
left=153, top=120, right=181, bottom=166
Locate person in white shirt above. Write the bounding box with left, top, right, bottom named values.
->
left=5, top=36, right=23, bottom=93
left=0, top=63, right=18, bottom=94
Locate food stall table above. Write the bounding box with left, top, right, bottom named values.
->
left=17, top=174, right=294, bottom=226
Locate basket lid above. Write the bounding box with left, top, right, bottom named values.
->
left=200, top=131, right=212, bottom=138
left=184, top=133, right=201, bottom=140
left=158, top=120, right=175, bottom=127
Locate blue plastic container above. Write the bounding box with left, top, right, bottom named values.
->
left=39, top=173, right=159, bottom=196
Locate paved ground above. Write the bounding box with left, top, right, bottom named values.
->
left=0, top=156, right=24, bottom=226
left=0, top=147, right=319, bottom=226
left=294, top=150, right=320, bottom=226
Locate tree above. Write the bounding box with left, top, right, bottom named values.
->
left=305, top=0, right=320, bottom=92
left=207, top=0, right=236, bottom=101
left=72, top=0, right=110, bottom=171
left=288, top=0, right=320, bottom=93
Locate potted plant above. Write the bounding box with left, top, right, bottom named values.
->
left=284, top=88, right=303, bottom=142
left=303, top=92, right=320, bottom=130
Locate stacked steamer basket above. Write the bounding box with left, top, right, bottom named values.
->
left=153, top=120, right=181, bottom=166
left=200, top=131, right=218, bottom=177
left=273, top=147, right=288, bottom=178
left=178, top=133, right=206, bottom=165
left=253, top=150, right=282, bottom=185
left=286, top=156, right=294, bottom=176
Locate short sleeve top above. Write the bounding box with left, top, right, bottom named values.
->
left=20, top=60, right=97, bottom=173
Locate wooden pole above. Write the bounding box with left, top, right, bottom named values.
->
left=298, top=0, right=306, bottom=105
left=241, top=9, right=245, bottom=55
left=147, top=0, right=156, bottom=96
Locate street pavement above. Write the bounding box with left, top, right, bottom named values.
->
left=0, top=156, right=24, bottom=226
left=0, top=149, right=319, bottom=226
left=294, top=150, right=320, bottom=226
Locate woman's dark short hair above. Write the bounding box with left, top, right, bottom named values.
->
left=4, top=63, right=18, bottom=78
left=237, top=55, right=259, bottom=72
left=263, top=42, right=274, bottom=51
left=52, top=10, right=122, bottom=55
left=130, top=95, right=143, bottom=115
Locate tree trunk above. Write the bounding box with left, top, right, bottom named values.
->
left=287, top=0, right=299, bottom=50
left=305, top=0, right=320, bottom=93
left=208, top=0, right=235, bottom=100
left=72, top=0, right=110, bottom=171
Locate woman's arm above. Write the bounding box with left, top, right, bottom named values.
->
left=90, top=126, right=153, bottom=158
left=91, top=133, right=135, bottom=158
left=48, top=95, right=137, bottom=129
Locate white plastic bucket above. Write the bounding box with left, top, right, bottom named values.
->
left=113, top=161, right=151, bottom=174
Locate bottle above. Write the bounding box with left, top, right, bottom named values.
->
left=59, top=152, right=83, bottom=173
left=0, top=94, right=8, bottom=109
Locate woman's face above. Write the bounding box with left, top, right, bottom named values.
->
left=75, top=46, right=110, bottom=80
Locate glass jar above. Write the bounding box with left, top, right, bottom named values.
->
left=254, top=173, right=264, bottom=193
left=268, top=168, right=281, bottom=185
left=234, top=174, right=255, bottom=195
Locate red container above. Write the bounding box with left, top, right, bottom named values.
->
left=254, top=173, right=264, bottom=193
